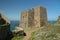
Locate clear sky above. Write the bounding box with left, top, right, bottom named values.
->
left=0, top=0, right=60, bottom=21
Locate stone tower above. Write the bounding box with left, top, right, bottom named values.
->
left=34, top=6, right=47, bottom=27
left=20, top=9, right=34, bottom=28
left=20, top=6, right=47, bottom=28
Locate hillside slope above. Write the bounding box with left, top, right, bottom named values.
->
left=29, top=26, right=60, bottom=40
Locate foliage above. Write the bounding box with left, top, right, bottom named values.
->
left=12, top=36, right=24, bottom=40
left=29, top=26, right=60, bottom=40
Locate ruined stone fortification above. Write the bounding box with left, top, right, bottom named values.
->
left=57, top=16, right=60, bottom=24
left=20, top=6, right=47, bottom=28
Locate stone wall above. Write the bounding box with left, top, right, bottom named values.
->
left=20, top=10, right=28, bottom=28
left=20, top=6, right=48, bottom=28
left=28, top=9, right=34, bottom=27
left=20, top=9, right=34, bottom=28
left=34, top=6, right=47, bottom=27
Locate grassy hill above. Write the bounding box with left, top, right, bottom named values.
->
left=29, top=26, right=60, bottom=40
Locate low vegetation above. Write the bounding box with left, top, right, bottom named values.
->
left=29, top=26, right=60, bottom=40
left=12, top=36, right=24, bottom=40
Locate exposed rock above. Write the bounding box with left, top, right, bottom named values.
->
left=0, top=13, right=10, bottom=24
left=12, top=27, right=26, bottom=36
left=0, top=13, right=13, bottom=40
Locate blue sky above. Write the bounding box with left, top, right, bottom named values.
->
left=0, top=0, right=60, bottom=21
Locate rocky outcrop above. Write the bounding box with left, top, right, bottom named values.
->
left=0, top=24, right=13, bottom=40
left=0, top=13, right=13, bottom=40
left=0, top=13, right=10, bottom=24
left=12, top=27, right=26, bottom=36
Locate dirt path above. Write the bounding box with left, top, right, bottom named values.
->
left=23, top=27, right=39, bottom=40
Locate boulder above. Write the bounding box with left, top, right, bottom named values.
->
left=12, top=27, right=26, bottom=36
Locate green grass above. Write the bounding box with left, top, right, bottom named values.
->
left=12, top=36, right=24, bottom=40
left=29, top=26, right=60, bottom=40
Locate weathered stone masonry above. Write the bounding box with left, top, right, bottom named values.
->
left=20, top=9, right=34, bottom=28
left=20, top=6, right=48, bottom=28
